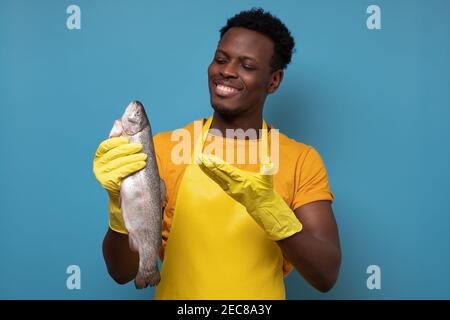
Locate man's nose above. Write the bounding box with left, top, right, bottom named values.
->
left=220, top=61, right=238, bottom=78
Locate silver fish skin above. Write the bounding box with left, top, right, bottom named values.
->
left=109, top=101, right=162, bottom=289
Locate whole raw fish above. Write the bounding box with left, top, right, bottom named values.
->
left=109, top=100, right=164, bottom=288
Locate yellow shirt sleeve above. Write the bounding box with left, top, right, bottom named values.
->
left=291, top=146, right=334, bottom=210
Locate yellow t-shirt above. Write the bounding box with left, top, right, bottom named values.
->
left=153, top=119, right=334, bottom=276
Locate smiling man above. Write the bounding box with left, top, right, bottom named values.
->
left=94, top=8, right=341, bottom=299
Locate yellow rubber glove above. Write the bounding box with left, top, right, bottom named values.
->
left=198, top=153, right=302, bottom=241
left=93, top=137, right=147, bottom=234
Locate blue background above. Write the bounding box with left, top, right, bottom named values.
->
left=1, top=0, right=449, bottom=299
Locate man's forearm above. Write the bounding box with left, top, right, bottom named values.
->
left=278, top=229, right=341, bottom=292
left=102, top=228, right=139, bottom=284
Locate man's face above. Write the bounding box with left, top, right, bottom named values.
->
left=208, top=27, right=278, bottom=117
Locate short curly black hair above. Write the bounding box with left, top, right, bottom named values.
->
left=219, top=8, right=295, bottom=71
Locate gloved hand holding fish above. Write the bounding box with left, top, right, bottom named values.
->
left=94, top=101, right=164, bottom=289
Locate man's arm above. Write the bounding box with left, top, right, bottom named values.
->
left=102, top=228, right=139, bottom=284
left=277, top=200, right=341, bottom=292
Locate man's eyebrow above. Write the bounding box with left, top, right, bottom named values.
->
left=216, top=49, right=257, bottom=61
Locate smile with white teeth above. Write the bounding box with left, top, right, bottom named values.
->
left=215, top=83, right=241, bottom=97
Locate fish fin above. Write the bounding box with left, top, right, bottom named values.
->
left=135, top=265, right=160, bottom=289
left=128, top=233, right=139, bottom=253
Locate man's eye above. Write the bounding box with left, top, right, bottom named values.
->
left=243, top=65, right=256, bottom=71
left=215, top=58, right=226, bottom=64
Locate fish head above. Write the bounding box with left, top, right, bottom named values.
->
left=121, top=101, right=149, bottom=135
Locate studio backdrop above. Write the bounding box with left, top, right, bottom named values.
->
left=1, top=0, right=449, bottom=299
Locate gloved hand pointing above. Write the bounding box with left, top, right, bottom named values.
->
left=93, top=137, right=147, bottom=234
left=198, top=153, right=302, bottom=241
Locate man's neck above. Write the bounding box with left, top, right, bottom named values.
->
left=210, top=110, right=264, bottom=139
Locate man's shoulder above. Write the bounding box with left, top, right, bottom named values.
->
left=277, top=130, right=312, bottom=157
left=153, top=118, right=204, bottom=157
left=277, top=130, right=329, bottom=174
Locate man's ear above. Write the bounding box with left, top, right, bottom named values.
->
left=267, top=70, right=284, bottom=94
